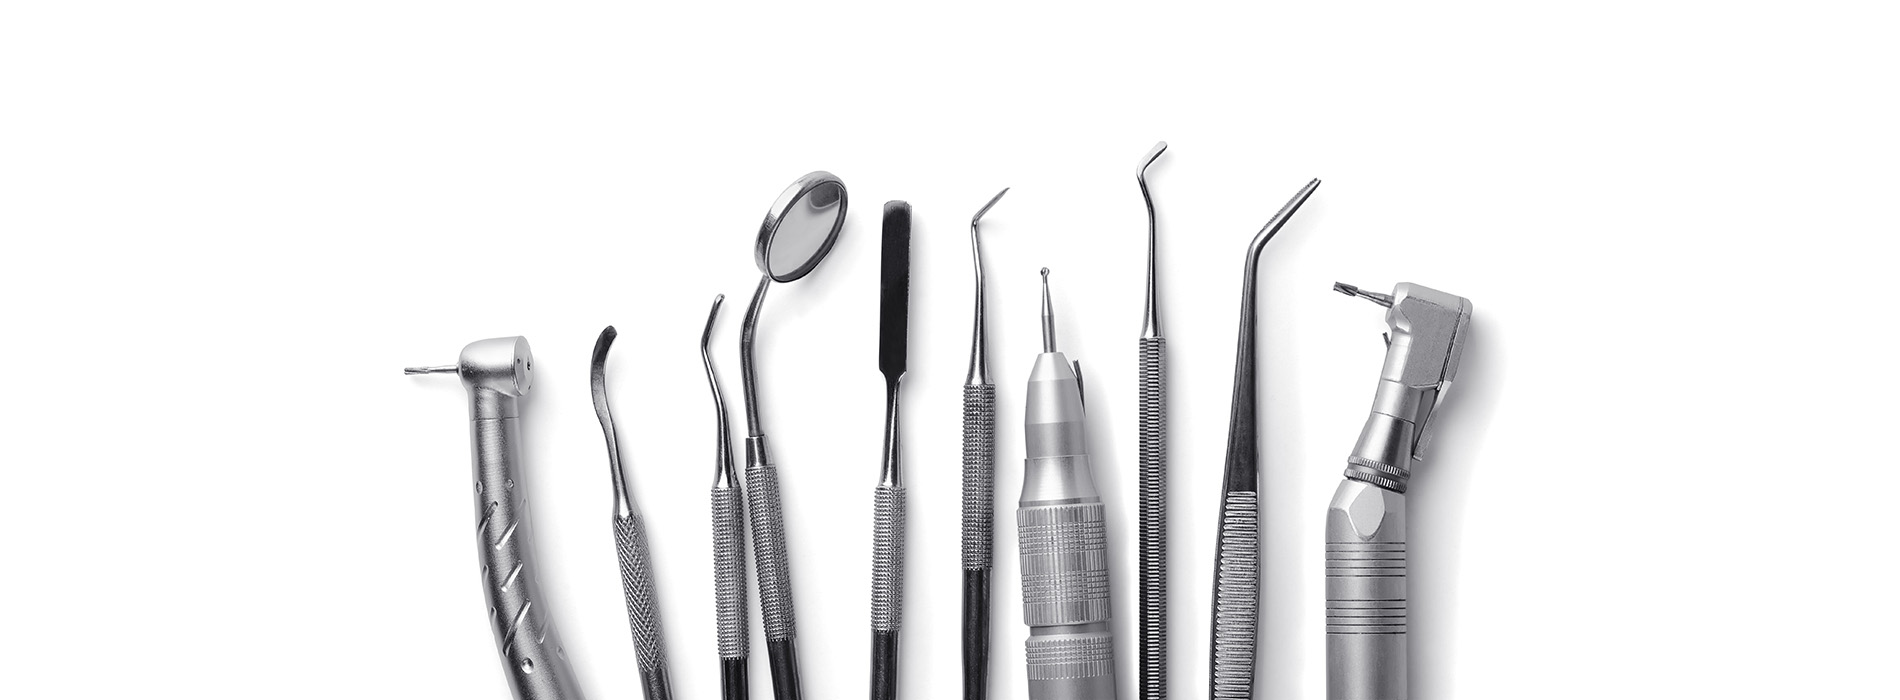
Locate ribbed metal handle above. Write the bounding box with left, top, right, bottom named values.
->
left=1019, top=501, right=1116, bottom=700
left=746, top=463, right=797, bottom=642
left=871, top=485, right=908, bottom=632
left=960, top=384, right=998, bottom=569
left=711, top=485, right=749, bottom=660
left=1325, top=480, right=1407, bottom=700
left=1210, top=491, right=1259, bottom=700
left=615, top=512, right=672, bottom=700
left=1136, top=337, right=1167, bottom=700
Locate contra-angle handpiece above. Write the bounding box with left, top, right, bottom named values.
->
left=1133, top=141, right=1169, bottom=700
left=701, top=295, right=753, bottom=700
left=1018, top=268, right=1116, bottom=700
left=1209, top=180, right=1321, bottom=700
left=591, top=327, right=673, bottom=700
left=1324, top=282, right=1471, bottom=700
left=406, top=338, right=588, bottom=700
left=961, top=187, right=1007, bottom=700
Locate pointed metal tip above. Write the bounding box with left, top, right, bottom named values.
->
left=1334, top=282, right=1394, bottom=307
left=403, top=364, right=457, bottom=376
left=1140, top=141, right=1168, bottom=174
left=973, top=188, right=1010, bottom=225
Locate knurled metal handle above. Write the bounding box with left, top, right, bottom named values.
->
left=1324, top=539, right=1407, bottom=700
left=960, top=384, right=998, bottom=569
left=711, top=485, right=750, bottom=660
left=1210, top=491, right=1259, bottom=700
left=1018, top=501, right=1111, bottom=626
left=746, top=463, right=797, bottom=642
left=1136, top=337, right=1167, bottom=700
left=614, top=512, right=672, bottom=700
left=871, top=484, right=907, bottom=632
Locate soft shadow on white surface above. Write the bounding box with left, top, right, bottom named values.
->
left=1407, top=314, right=1502, bottom=700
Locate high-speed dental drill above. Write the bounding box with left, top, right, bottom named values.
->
left=1324, top=282, right=1471, bottom=700
left=407, top=338, right=588, bottom=700
left=1018, top=268, right=1115, bottom=700
left=591, top=327, right=673, bottom=700
left=961, top=187, right=1007, bottom=700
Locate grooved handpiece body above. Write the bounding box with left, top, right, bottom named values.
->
left=469, top=389, right=587, bottom=700
left=1018, top=352, right=1116, bottom=700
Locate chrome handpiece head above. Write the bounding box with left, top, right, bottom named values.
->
left=406, top=336, right=534, bottom=396
left=1335, top=281, right=1473, bottom=469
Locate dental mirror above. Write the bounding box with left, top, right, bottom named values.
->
left=736, top=170, right=847, bottom=700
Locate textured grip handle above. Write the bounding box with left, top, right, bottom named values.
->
left=960, top=384, right=998, bottom=569
left=711, top=486, right=750, bottom=660
left=1136, top=337, right=1167, bottom=700
left=871, top=485, right=907, bottom=632
left=746, top=463, right=797, bottom=642
left=615, top=512, right=673, bottom=700
left=1210, top=491, right=1260, bottom=700
left=1326, top=480, right=1407, bottom=700
left=1019, top=501, right=1116, bottom=700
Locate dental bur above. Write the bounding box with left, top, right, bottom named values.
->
left=1018, top=268, right=1115, bottom=700
left=1325, top=282, right=1472, bottom=700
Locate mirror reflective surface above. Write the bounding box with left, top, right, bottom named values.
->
left=757, top=173, right=847, bottom=282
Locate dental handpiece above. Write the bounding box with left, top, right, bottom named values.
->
left=591, top=327, right=673, bottom=700
left=961, top=188, right=1007, bottom=700
left=1324, top=283, right=1471, bottom=700
left=700, top=296, right=752, bottom=700
left=406, top=338, right=588, bottom=700
left=1210, top=180, right=1321, bottom=700
left=1133, top=141, right=1168, bottom=700
left=1018, top=268, right=1116, bottom=700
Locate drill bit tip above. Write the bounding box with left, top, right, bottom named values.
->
left=1041, top=267, right=1050, bottom=279
left=404, top=364, right=456, bottom=375
left=1334, top=282, right=1394, bottom=308
left=1040, top=268, right=1056, bottom=352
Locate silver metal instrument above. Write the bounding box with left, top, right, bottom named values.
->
left=1018, top=268, right=1115, bottom=700
left=590, top=327, right=673, bottom=700
left=870, top=201, right=912, bottom=700
left=738, top=171, right=850, bottom=700
left=701, top=295, right=752, bottom=700
left=1208, top=180, right=1321, bottom=700
left=961, top=187, right=1007, bottom=700
left=407, top=338, right=588, bottom=700
left=1133, top=141, right=1169, bottom=700
left=1324, top=282, right=1471, bottom=700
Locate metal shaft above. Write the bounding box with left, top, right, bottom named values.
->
left=1019, top=270, right=1116, bottom=700
left=702, top=295, right=751, bottom=700
left=962, top=188, right=1006, bottom=700
left=592, top=327, right=673, bottom=700
left=739, top=273, right=804, bottom=700
left=1134, top=141, right=1169, bottom=700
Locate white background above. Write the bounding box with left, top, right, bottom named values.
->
left=3, top=2, right=1895, bottom=698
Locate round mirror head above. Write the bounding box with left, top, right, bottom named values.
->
left=755, top=171, right=848, bottom=282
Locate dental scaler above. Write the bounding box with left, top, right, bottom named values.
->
left=406, top=338, right=587, bottom=700
left=1018, top=268, right=1116, bottom=700
left=1324, top=282, right=1472, bottom=700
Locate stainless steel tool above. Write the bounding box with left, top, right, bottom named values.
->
left=1324, top=282, right=1471, bottom=700
left=1132, top=141, right=1169, bottom=700
left=1208, top=180, right=1321, bottom=700
left=870, top=200, right=912, bottom=700
left=407, top=338, right=587, bottom=700
left=738, top=171, right=850, bottom=700
left=701, top=295, right=752, bottom=700
left=1018, top=268, right=1115, bottom=700
left=960, top=187, right=1007, bottom=700
left=590, top=327, right=673, bottom=700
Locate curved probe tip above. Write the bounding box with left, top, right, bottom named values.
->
left=1139, top=141, right=1168, bottom=176
left=973, top=187, right=1010, bottom=225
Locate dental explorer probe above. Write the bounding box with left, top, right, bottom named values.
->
left=591, top=327, right=673, bottom=700
left=1209, top=180, right=1321, bottom=700
left=1133, top=141, right=1168, bottom=700
left=870, top=201, right=913, bottom=700
left=701, top=295, right=752, bottom=700
left=1324, top=282, right=1471, bottom=700
left=406, top=338, right=587, bottom=700
left=1019, top=268, right=1116, bottom=700
left=961, top=187, right=1007, bottom=700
